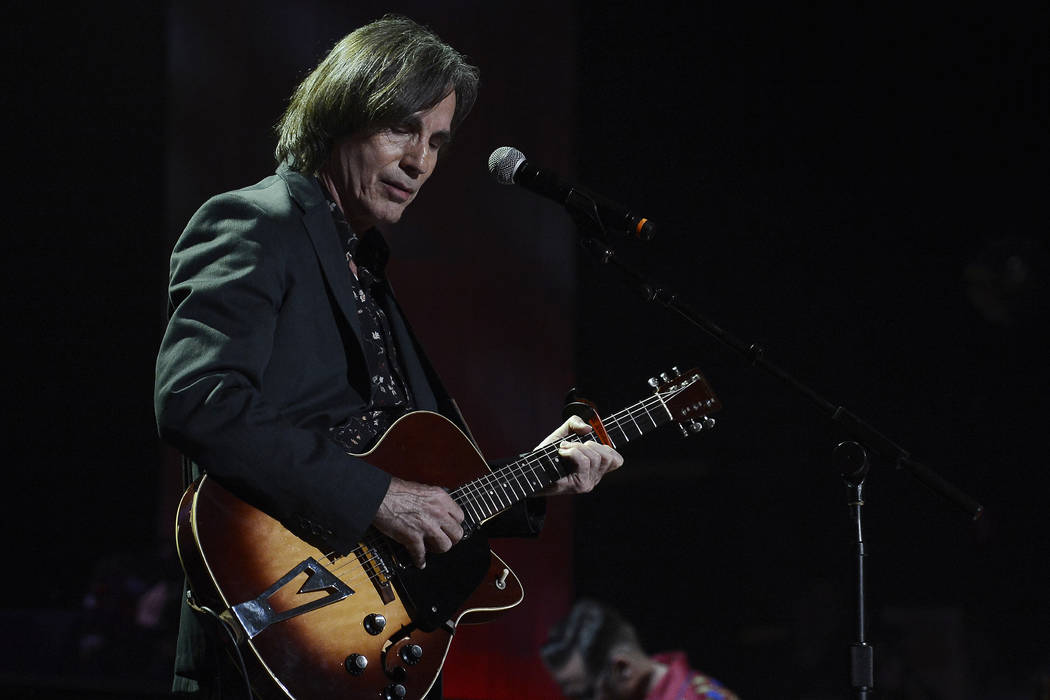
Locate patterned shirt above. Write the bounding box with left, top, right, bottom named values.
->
left=647, top=652, right=739, bottom=700
left=320, top=182, right=414, bottom=453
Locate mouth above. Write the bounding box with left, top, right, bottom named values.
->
left=381, top=180, right=415, bottom=203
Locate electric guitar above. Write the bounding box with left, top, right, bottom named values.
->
left=175, top=367, right=721, bottom=700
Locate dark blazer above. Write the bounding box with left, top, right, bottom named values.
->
left=155, top=165, right=470, bottom=543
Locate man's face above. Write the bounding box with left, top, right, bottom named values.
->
left=550, top=650, right=650, bottom=700
left=326, top=91, right=456, bottom=232
left=550, top=650, right=601, bottom=700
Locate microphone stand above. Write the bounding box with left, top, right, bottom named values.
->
left=573, top=226, right=983, bottom=699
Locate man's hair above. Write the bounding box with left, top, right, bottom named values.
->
left=275, top=15, right=479, bottom=173
left=541, top=599, right=643, bottom=676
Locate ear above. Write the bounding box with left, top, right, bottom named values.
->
left=610, top=654, right=633, bottom=682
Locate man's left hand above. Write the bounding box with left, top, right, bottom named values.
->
left=534, top=415, right=624, bottom=496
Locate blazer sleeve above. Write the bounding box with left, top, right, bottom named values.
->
left=154, top=191, right=391, bottom=546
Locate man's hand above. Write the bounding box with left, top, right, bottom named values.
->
left=373, top=477, right=464, bottom=569
left=535, top=415, right=624, bottom=496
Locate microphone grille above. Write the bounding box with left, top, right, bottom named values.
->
left=487, top=146, right=526, bottom=185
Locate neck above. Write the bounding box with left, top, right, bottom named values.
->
left=317, top=170, right=360, bottom=278
left=317, top=169, right=345, bottom=214
left=317, top=167, right=372, bottom=234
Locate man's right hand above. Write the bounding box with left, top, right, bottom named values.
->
left=372, top=476, right=465, bottom=569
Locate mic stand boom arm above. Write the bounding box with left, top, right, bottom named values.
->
left=578, top=235, right=984, bottom=519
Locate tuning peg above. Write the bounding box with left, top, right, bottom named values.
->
left=648, top=377, right=660, bottom=389
left=702, top=416, right=717, bottom=430
left=660, top=372, right=671, bottom=382
left=677, top=422, right=690, bottom=438
left=671, top=366, right=681, bottom=377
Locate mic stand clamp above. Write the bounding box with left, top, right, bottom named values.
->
left=836, top=441, right=875, bottom=699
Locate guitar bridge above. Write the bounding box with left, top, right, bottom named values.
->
left=356, top=540, right=396, bottom=604
left=229, top=557, right=354, bottom=639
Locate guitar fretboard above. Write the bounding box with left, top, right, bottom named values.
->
left=450, top=391, right=678, bottom=529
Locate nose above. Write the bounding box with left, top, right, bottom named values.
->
left=401, top=138, right=432, bottom=178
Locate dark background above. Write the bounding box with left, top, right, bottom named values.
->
left=2, top=1, right=1046, bottom=698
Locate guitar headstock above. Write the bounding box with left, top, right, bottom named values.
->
left=649, top=367, right=722, bottom=437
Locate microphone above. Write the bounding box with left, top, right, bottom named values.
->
left=488, top=146, right=655, bottom=240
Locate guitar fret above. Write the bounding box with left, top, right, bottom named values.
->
left=481, top=484, right=499, bottom=517
left=465, top=485, right=484, bottom=517
left=545, top=452, right=563, bottom=482
left=462, top=502, right=481, bottom=529
left=499, top=475, right=516, bottom=503
left=469, top=482, right=495, bottom=519
left=485, top=473, right=507, bottom=510
left=604, top=396, right=667, bottom=447
left=635, top=401, right=658, bottom=429
left=449, top=370, right=715, bottom=530
left=460, top=485, right=485, bottom=524
left=628, top=409, right=643, bottom=437
left=501, top=468, right=526, bottom=501
left=523, top=459, right=543, bottom=492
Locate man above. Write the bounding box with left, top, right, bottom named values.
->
left=154, top=15, right=623, bottom=699
left=542, top=600, right=739, bottom=700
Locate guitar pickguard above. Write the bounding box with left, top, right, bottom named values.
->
left=392, top=528, right=492, bottom=632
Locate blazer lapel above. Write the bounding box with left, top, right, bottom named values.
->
left=278, top=166, right=374, bottom=380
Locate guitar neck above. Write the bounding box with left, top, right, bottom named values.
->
left=450, top=393, right=676, bottom=528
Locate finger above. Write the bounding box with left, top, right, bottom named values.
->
left=406, top=538, right=427, bottom=569
left=425, top=529, right=454, bottom=554
left=558, top=446, right=600, bottom=492
left=566, top=415, right=592, bottom=436
left=447, top=500, right=465, bottom=524
left=560, top=441, right=601, bottom=470
left=446, top=519, right=464, bottom=543
left=585, top=442, right=624, bottom=472
left=535, top=416, right=592, bottom=449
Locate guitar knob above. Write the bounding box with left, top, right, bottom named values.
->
left=344, top=653, right=368, bottom=675
left=384, top=683, right=407, bottom=700
left=399, top=644, right=423, bottom=665
left=363, top=613, right=387, bottom=636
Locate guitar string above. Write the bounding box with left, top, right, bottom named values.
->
left=308, top=387, right=689, bottom=590
left=309, top=384, right=697, bottom=590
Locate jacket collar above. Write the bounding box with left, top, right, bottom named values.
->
left=275, top=163, right=381, bottom=384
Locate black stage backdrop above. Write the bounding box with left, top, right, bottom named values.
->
left=2, top=2, right=1047, bottom=699
left=569, top=3, right=1048, bottom=699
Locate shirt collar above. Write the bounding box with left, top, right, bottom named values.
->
left=316, top=178, right=391, bottom=283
